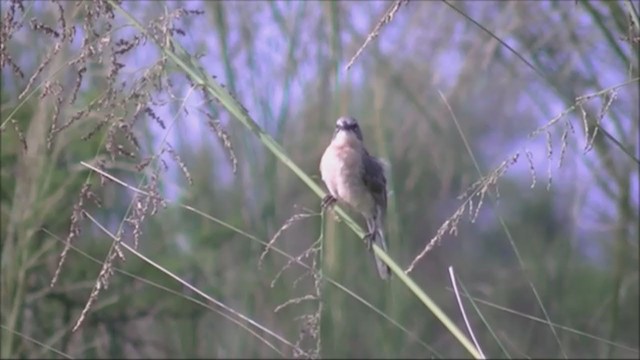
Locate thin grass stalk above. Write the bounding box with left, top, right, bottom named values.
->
left=455, top=277, right=512, bottom=358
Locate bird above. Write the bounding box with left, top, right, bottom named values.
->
left=319, top=116, right=392, bottom=280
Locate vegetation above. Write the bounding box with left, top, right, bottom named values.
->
left=1, top=0, right=638, bottom=358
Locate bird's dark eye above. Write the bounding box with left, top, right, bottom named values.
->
left=337, top=123, right=359, bottom=132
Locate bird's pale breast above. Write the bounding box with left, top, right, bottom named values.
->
left=320, top=143, right=375, bottom=216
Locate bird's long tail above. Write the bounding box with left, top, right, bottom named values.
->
left=372, top=229, right=392, bottom=280
left=368, top=214, right=391, bottom=280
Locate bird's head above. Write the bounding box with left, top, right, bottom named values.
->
left=332, top=116, right=364, bottom=145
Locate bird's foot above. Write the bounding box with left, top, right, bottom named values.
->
left=363, top=232, right=375, bottom=251
left=321, top=195, right=337, bottom=210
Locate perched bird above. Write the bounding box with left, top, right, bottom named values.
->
left=320, top=116, right=392, bottom=280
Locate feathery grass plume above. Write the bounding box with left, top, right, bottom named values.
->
left=44, top=0, right=203, bottom=335
left=164, top=142, right=193, bottom=186
left=407, top=78, right=638, bottom=274
left=71, top=241, right=120, bottom=332
left=345, top=0, right=409, bottom=70
left=406, top=153, right=520, bottom=274
left=51, top=183, right=98, bottom=287
left=202, top=109, right=238, bottom=174
left=259, top=210, right=317, bottom=267
left=267, top=210, right=325, bottom=358
left=7, top=118, right=27, bottom=151
left=0, top=0, right=26, bottom=78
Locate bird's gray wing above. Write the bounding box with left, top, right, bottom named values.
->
left=362, top=151, right=392, bottom=279
left=362, top=151, right=387, bottom=212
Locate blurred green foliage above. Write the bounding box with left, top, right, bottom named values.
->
left=1, top=0, right=638, bottom=358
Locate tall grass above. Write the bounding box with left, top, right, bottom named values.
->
left=1, top=0, right=638, bottom=358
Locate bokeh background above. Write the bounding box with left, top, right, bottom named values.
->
left=1, top=0, right=638, bottom=358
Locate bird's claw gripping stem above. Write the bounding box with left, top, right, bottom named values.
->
left=321, top=195, right=337, bottom=209
left=363, top=232, right=375, bottom=251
